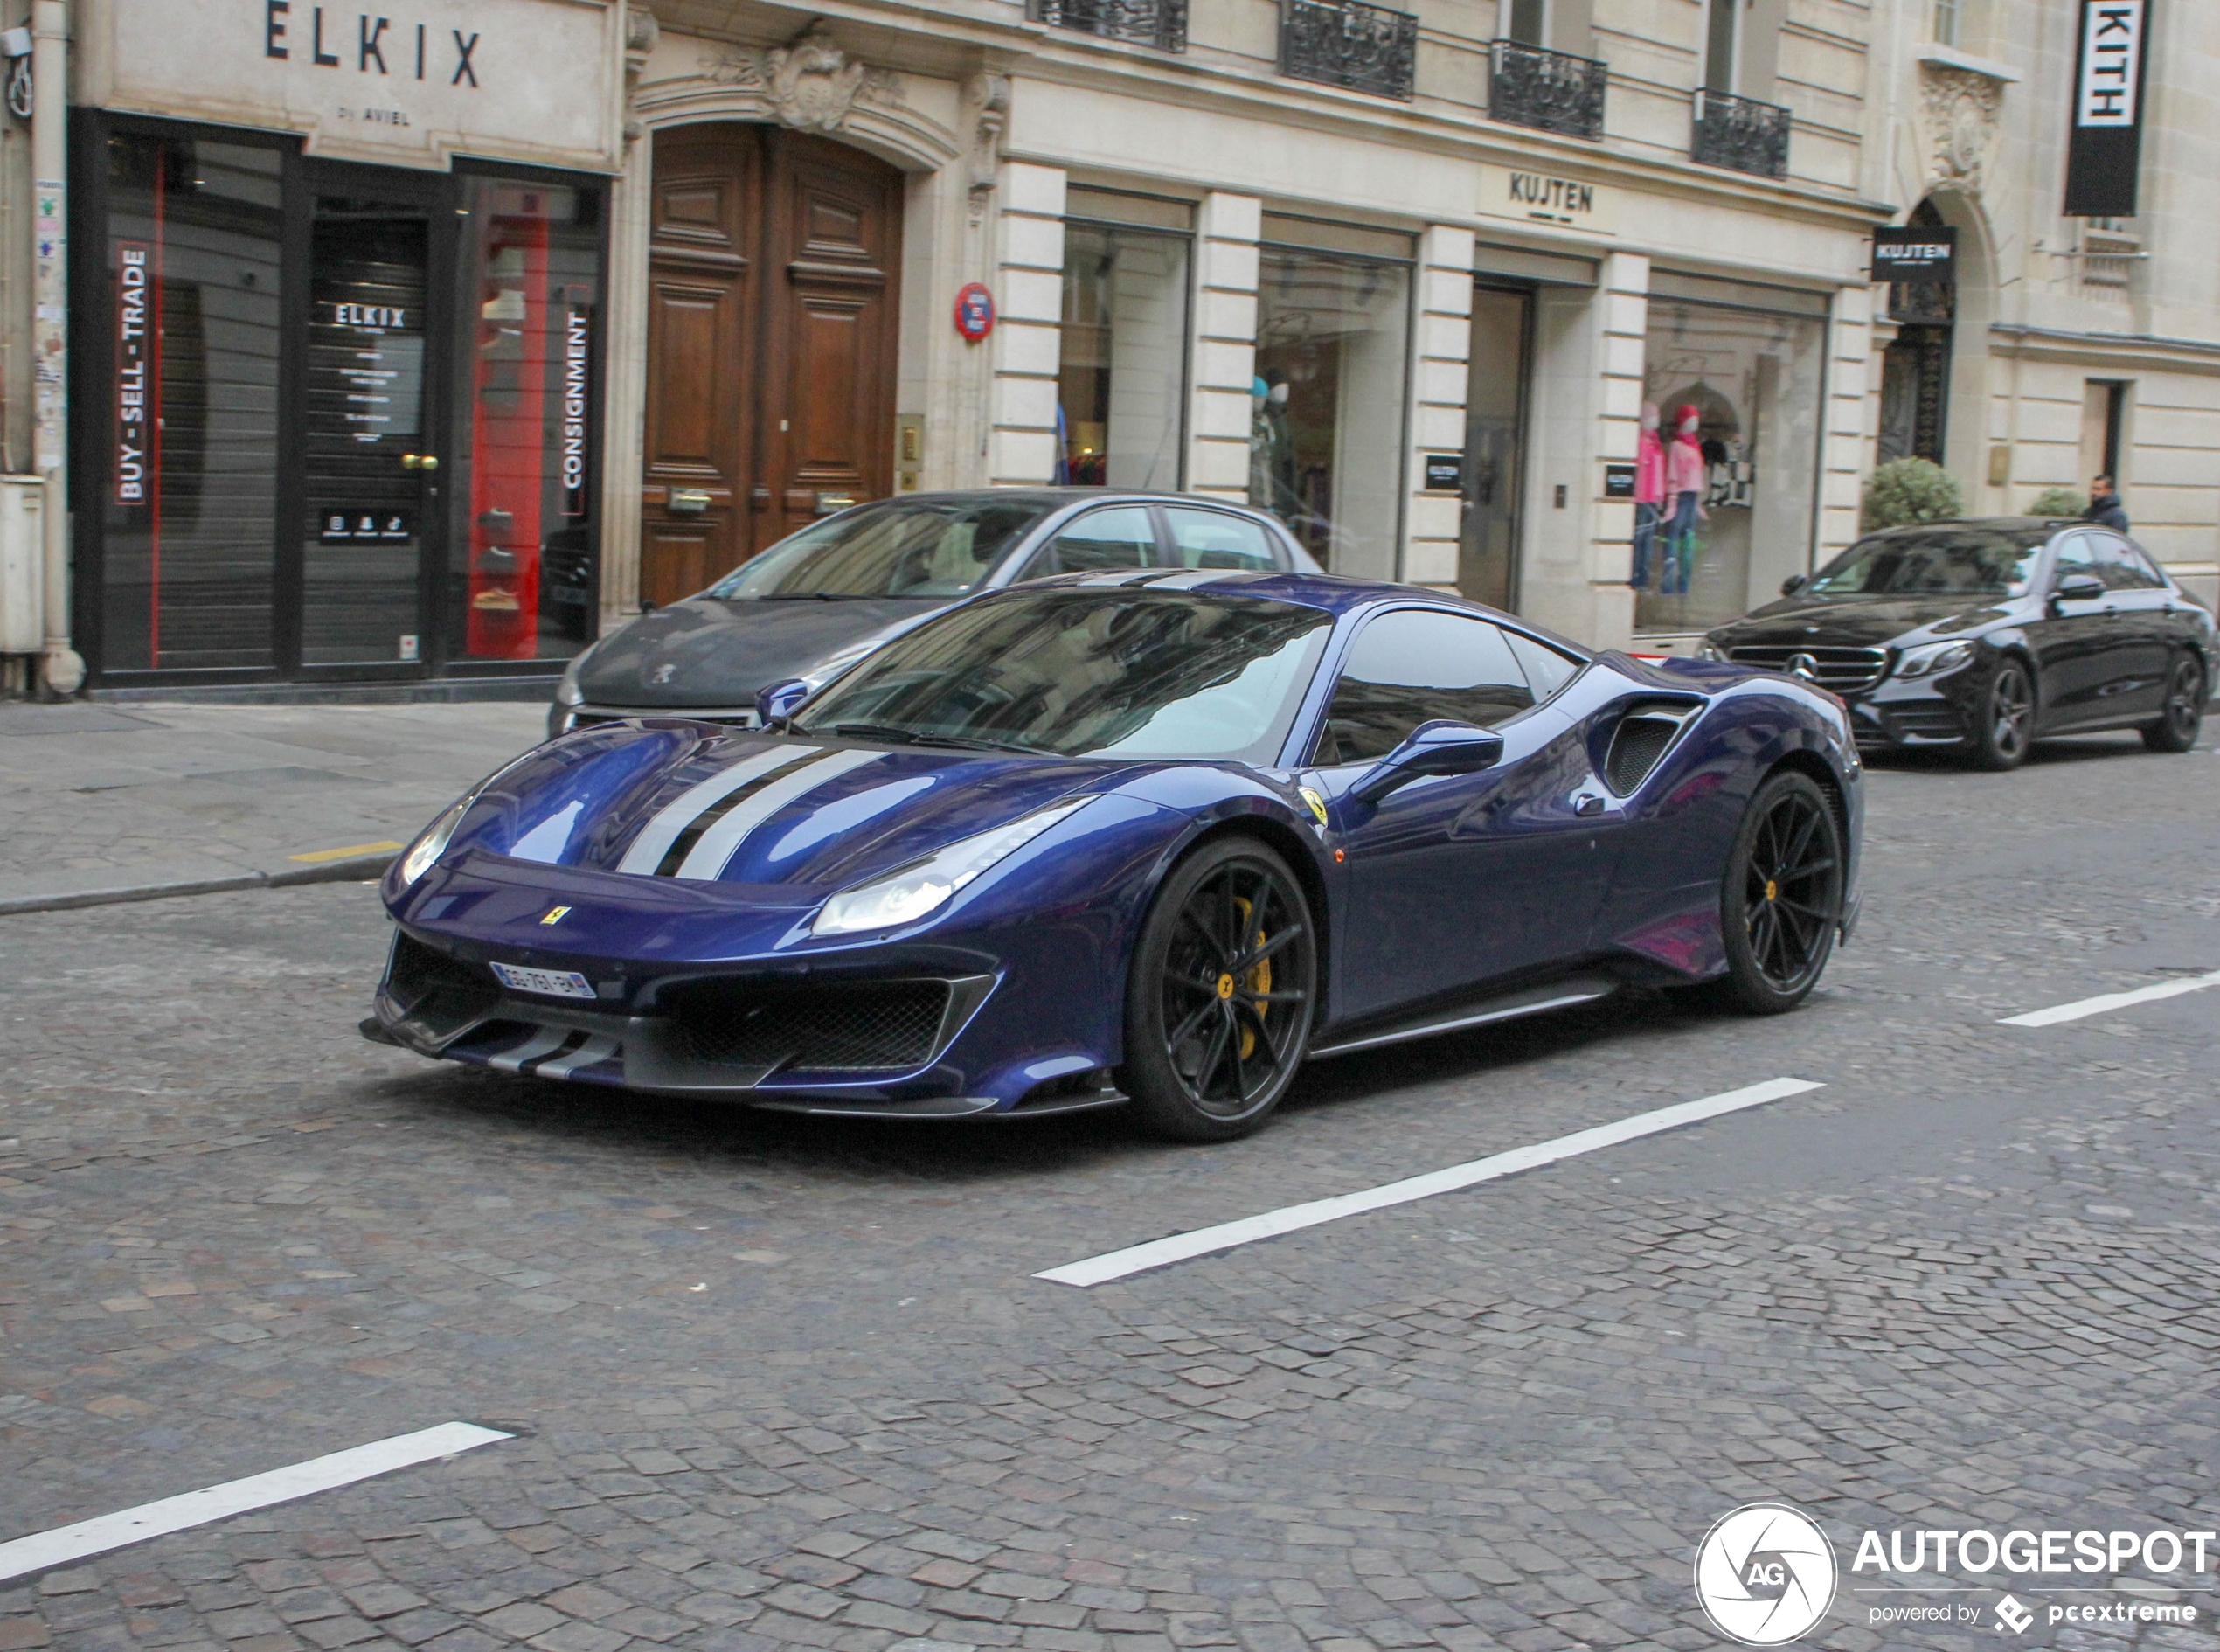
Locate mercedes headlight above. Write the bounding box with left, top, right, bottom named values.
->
left=399, top=797, right=469, bottom=887
left=811, top=798, right=1092, bottom=937
left=1893, top=639, right=1975, bottom=681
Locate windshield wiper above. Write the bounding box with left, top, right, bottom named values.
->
left=825, top=722, right=1044, bottom=755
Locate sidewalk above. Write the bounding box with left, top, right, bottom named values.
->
left=0, top=700, right=546, bottom=911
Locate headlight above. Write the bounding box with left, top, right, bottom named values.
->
left=811, top=798, right=1092, bottom=937
left=555, top=650, right=588, bottom=707
left=1893, top=640, right=1975, bottom=681
left=399, top=797, right=469, bottom=887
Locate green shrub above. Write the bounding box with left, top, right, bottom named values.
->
left=2027, top=487, right=2085, bottom=518
left=1859, top=458, right=1964, bottom=532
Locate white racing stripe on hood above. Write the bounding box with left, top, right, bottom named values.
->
left=616, top=744, right=820, bottom=875
left=671, top=749, right=889, bottom=881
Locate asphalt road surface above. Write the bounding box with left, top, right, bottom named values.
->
left=3, top=731, right=2217, bottom=1652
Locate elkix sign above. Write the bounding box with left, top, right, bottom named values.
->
left=93, top=0, right=621, bottom=175
left=2064, top=0, right=2150, bottom=217
left=1870, top=226, right=1957, bottom=284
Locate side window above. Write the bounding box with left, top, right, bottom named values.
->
left=2092, top=534, right=2164, bottom=591
left=2051, top=534, right=2099, bottom=588
left=1163, top=507, right=1280, bottom=571
left=1503, top=630, right=1583, bottom=701
left=1314, top=609, right=1536, bottom=766
left=1023, top=506, right=1157, bottom=579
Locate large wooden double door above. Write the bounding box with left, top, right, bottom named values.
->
left=641, top=125, right=904, bottom=608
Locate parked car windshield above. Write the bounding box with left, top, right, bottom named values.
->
left=792, top=590, right=1334, bottom=763
left=1805, top=528, right=2050, bottom=599
left=707, top=499, right=1052, bottom=600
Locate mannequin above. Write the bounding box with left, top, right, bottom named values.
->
left=1631, top=402, right=1665, bottom=589
left=1663, top=403, right=1707, bottom=598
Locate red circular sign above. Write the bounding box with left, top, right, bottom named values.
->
left=953, top=281, right=996, bottom=343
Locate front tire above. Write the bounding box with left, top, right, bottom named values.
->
left=1122, top=837, right=1317, bottom=1142
left=2141, top=655, right=2206, bottom=753
left=1708, top=771, right=1844, bottom=1015
left=1969, top=656, right=2036, bottom=771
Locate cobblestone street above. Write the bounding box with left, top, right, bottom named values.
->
left=3, top=732, right=2217, bottom=1652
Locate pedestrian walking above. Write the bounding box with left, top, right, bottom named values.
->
left=2085, top=474, right=2129, bottom=531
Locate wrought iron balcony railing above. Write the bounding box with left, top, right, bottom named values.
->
left=1488, top=39, right=1608, bottom=140
left=1031, top=0, right=1187, bottom=52
left=1280, top=0, right=1418, bottom=101
left=1690, top=87, right=1792, bottom=179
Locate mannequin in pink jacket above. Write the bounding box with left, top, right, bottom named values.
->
left=1630, top=403, right=1666, bottom=589
left=1662, top=404, right=1707, bottom=597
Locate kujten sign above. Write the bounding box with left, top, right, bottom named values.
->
left=1870, top=226, right=1957, bottom=284
left=2064, top=0, right=2151, bottom=217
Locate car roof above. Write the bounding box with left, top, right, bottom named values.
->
left=886, top=488, right=1286, bottom=510
left=1861, top=517, right=2074, bottom=538
left=981, top=567, right=1592, bottom=649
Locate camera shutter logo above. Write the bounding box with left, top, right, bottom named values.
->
left=1694, top=1503, right=1838, bottom=1646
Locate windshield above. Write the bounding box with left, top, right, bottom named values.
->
left=791, top=590, right=1335, bottom=763
left=1806, top=528, right=2050, bottom=599
left=707, top=499, right=1052, bottom=600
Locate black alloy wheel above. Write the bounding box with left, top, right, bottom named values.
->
left=1971, top=657, right=2036, bottom=771
left=1707, top=770, right=1844, bottom=1015
left=1123, top=837, right=1317, bottom=1142
left=2141, top=655, right=2207, bottom=753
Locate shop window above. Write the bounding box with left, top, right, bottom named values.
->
left=1057, top=220, right=1189, bottom=489
left=1252, top=234, right=1412, bottom=580
left=455, top=177, right=601, bottom=662
left=1635, top=295, right=1824, bottom=635
left=99, top=132, right=285, bottom=670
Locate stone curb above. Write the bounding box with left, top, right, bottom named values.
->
left=0, top=854, right=396, bottom=918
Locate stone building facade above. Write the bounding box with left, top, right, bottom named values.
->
left=0, top=0, right=2212, bottom=691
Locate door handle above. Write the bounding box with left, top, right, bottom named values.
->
left=401, top=453, right=440, bottom=472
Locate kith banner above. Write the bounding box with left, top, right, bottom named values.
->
left=2064, top=0, right=2150, bottom=217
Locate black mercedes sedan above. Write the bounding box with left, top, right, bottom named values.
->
left=1697, top=518, right=2214, bottom=769
left=550, top=490, right=1322, bottom=739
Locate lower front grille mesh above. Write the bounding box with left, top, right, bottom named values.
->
left=666, top=979, right=951, bottom=1072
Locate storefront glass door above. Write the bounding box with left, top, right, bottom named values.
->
left=301, top=177, right=443, bottom=667
left=1460, top=286, right=1531, bottom=610
left=80, top=117, right=606, bottom=688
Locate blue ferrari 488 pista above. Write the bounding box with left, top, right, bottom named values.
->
left=370, top=572, right=1862, bottom=1140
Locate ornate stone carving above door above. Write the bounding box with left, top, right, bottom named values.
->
left=697, top=24, right=905, bottom=134
left=1918, top=63, right=2003, bottom=194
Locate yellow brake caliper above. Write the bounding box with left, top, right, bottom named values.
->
left=1232, top=896, right=1270, bottom=1060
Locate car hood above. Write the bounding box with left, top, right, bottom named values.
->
left=1710, top=594, right=2023, bottom=649
left=433, top=723, right=1152, bottom=896
left=574, top=595, right=945, bottom=708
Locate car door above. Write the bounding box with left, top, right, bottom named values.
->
left=2088, top=532, right=2175, bottom=718
left=1307, top=608, right=1613, bottom=1021
left=2029, top=532, right=2121, bottom=730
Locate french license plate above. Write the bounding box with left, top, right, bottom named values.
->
left=490, top=961, right=596, bottom=1000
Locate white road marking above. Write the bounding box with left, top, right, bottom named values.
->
left=1037, top=1076, right=1825, bottom=1288
left=1998, top=968, right=2220, bottom=1027
left=0, top=1422, right=510, bottom=1583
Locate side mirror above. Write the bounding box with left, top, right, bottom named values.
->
left=1780, top=573, right=1809, bottom=597
left=1351, top=720, right=1504, bottom=806
left=2052, top=573, right=2105, bottom=606
left=755, top=677, right=811, bottom=728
